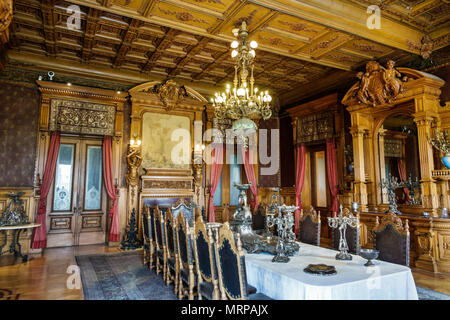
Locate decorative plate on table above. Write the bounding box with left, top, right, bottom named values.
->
left=303, top=264, right=337, bottom=276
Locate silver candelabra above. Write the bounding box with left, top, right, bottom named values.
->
left=327, top=205, right=358, bottom=260
left=267, top=204, right=298, bottom=263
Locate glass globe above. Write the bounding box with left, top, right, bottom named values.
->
left=250, top=41, right=258, bottom=49
left=231, top=50, right=238, bottom=58
left=231, top=40, right=239, bottom=48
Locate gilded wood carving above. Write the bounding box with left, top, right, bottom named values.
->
left=151, top=80, right=188, bottom=111
left=126, top=146, right=142, bottom=187
left=343, top=60, right=408, bottom=107
left=49, top=99, right=116, bottom=135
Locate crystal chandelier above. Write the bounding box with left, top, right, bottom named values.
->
left=211, top=21, right=273, bottom=135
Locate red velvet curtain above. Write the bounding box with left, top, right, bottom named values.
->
left=397, top=159, right=410, bottom=204
left=294, top=144, right=306, bottom=235
left=242, top=146, right=258, bottom=210
left=326, top=138, right=339, bottom=216
left=103, top=136, right=119, bottom=242
left=209, top=144, right=224, bottom=222
left=31, top=132, right=60, bottom=249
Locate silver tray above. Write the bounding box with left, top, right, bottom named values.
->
left=303, top=264, right=337, bottom=276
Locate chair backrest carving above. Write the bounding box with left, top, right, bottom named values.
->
left=214, top=222, right=249, bottom=300
left=299, top=207, right=321, bottom=246
left=176, top=211, right=194, bottom=270
left=332, top=208, right=360, bottom=254
left=172, top=198, right=196, bottom=225
left=373, top=211, right=410, bottom=266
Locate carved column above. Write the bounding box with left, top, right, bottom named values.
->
left=350, top=127, right=368, bottom=211
left=363, top=130, right=377, bottom=209
left=126, top=144, right=142, bottom=227
left=193, top=117, right=204, bottom=211
left=378, top=127, right=388, bottom=203
left=413, top=113, right=440, bottom=216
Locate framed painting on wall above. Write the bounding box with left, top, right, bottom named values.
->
left=141, top=112, right=191, bottom=170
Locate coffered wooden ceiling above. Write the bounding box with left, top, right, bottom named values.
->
left=4, top=0, right=449, bottom=105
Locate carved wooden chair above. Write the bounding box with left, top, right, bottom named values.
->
left=213, top=222, right=272, bottom=300
left=141, top=206, right=152, bottom=267
left=172, top=199, right=196, bottom=226
left=252, top=204, right=266, bottom=232
left=153, top=206, right=167, bottom=280
left=192, top=216, right=220, bottom=300
left=331, top=208, right=360, bottom=254
left=175, top=212, right=197, bottom=300
left=298, top=207, right=321, bottom=246
left=147, top=206, right=157, bottom=270
left=373, top=212, right=410, bottom=266
left=164, top=208, right=179, bottom=294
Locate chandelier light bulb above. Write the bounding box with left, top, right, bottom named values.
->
left=231, top=50, right=238, bottom=58
left=250, top=40, right=258, bottom=49
left=268, top=95, right=272, bottom=102
left=231, top=40, right=239, bottom=48
left=254, top=87, right=258, bottom=93
left=237, top=87, right=246, bottom=97
left=250, top=50, right=256, bottom=57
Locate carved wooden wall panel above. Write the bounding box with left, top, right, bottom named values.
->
left=49, top=99, right=116, bottom=136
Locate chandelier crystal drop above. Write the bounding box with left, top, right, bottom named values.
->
left=211, top=21, right=273, bottom=131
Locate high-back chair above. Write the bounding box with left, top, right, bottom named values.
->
left=153, top=206, right=167, bottom=280
left=298, top=207, right=321, bottom=246
left=331, top=208, right=360, bottom=254
left=175, top=212, right=196, bottom=300
left=214, top=222, right=273, bottom=300
left=373, top=212, right=410, bottom=266
left=142, top=206, right=153, bottom=267
left=192, top=216, right=220, bottom=300
left=164, top=208, right=179, bottom=293
left=172, top=199, right=196, bottom=226
left=252, top=204, right=266, bottom=232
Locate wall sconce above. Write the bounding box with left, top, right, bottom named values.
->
left=129, top=133, right=141, bottom=147
left=195, top=143, right=205, bottom=152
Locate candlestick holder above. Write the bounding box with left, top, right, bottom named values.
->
left=327, top=205, right=358, bottom=260
left=267, top=204, right=299, bottom=263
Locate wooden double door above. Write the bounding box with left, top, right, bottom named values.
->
left=47, top=136, right=107, bottom=247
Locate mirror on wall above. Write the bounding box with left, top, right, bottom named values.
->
left=378, top=114, right=421, bottom=206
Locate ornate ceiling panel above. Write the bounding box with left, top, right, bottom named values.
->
left=4, top=0, right=448, bottom=105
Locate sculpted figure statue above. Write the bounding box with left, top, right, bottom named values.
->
left=126, top=146, right=142, bottom=186
left=382, top=60, right=404, bottom=102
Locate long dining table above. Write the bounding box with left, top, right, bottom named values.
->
left=244, top=242, right=418, bottom=300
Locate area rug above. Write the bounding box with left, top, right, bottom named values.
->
left=75, top=251, right=177, bottom=300
left=417, top=286, right=450, bottom=300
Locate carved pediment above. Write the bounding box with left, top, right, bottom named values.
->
left=129, top=80, right=207, bottom=108
left=342, top=60, right=408, bottom=107
left=151, top=80, right=188, bottom=111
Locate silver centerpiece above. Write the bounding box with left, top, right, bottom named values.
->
left=380, top=173, right=405, bottom=215
left=267, top=204, right=299, bottom=263
left=327, top=205, right=358, bottom=260
left=229, top=183, right=277, bottom=254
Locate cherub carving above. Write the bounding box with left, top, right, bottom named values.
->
left=382, top=60, right=404, bottom=102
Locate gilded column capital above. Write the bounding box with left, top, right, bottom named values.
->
left=349, top=127, right=367, bottom=138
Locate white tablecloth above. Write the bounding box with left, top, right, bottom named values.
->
left=245, top=242, right=418, bottom=300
